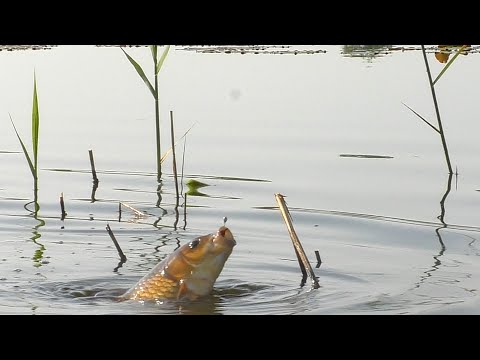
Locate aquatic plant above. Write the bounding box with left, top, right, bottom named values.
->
left=121, top=45, right=171, bottom=182
left=9, top=72, right=40, bottom=206
left=403, top=45, right=468, bottom=175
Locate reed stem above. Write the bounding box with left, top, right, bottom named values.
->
left=106, top=224, right=127, bottom=263
left=421, top=45, right=453, bottom=174
left=275, top=193, right=320, bottom=289
left=170, top=111, right=180, bottom=208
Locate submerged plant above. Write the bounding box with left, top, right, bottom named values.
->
left=9, top=72, right=40, bottom=209
left=121, top=45, right=170, bottom=182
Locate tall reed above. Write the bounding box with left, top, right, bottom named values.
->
left=121, top=45, right=170, bottom=182
left=403, top=45, right=468, bottom=175
left=9, top=72, right=40, bottom=210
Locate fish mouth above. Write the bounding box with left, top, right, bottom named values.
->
left=216, top=226, right=237, bottom=248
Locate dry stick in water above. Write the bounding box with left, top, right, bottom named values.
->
left=118, top=202, right=122, bottom=222
left=170, top=111, right=180, bottom=208
left=183, top=192, right=188, bottom=230
left=60, top=192, right=67, bottom=220
left=88, top=149, right=99, bottom=184
left=106, top=223, right=127, bottom=263
left=315, top=250, right=322, bottom=269
left=275, top=193, right=320, bottom=289
left=119, top=202, right=144, bottom=217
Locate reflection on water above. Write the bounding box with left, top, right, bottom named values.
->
left=342, top=45, right=394, bottom=60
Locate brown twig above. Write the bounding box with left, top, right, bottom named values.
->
left=170, top=111, right=180, bottom=208
left=275, top=193, right=320, bottom=289
left=119, top=202, right=145, bottom=217
left=106, top=223, right=127, bottom=263
left=183, top=192, right=188, bottom=230
left=315, top=250, right=322, bottom=269
left=88, top=149, right=99, bottom=184
left=60, top=192, right=67, bottom=220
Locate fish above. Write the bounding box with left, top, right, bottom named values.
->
left=120, top=226, right=236, bottom=301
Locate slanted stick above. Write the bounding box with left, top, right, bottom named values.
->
left=275, top=193, right=320, bottom=289
left=60, top=192, right=67, bottom=220
left=106, top=223, right=127, bottom=263
left=119, top=202, right=144, bottom=217
left=88, top=149, right=99, bottom=184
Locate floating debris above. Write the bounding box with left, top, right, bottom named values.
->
left=339, top=154, right=394, bottom=159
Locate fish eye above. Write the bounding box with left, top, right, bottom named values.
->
left=189, top=239, right=200, bottom=249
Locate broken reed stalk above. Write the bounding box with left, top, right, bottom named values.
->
left=275, top=193, right=320, bottom=289
left=106, top=223, right=127, bottom=262
left=119, top=202, right=144, bottom=217
left=170, top=111, right=180, bottom=208
left=60, top=192, right=67, bottom=220
left=421, top=45, right=453, bottom=175
left=180, top=135, right=187, bottom=196
left=183, top=192, right=187, bottom=230
left=315, top=250, right=322, bottom=269
left=88, top=149, right=99, bottom=184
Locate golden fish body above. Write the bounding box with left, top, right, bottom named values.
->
left=121, top=226, right=236, bottom=301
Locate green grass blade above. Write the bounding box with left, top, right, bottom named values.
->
left=121, top=48, right=156, bottom=98
left=32, top=72, right=39, bottom=172
left=433, top=45, right=468, bottom=86
left=155, top=45, right=170, bottom=75
left=9, top=114, right=36, bottom=178
left=402, top=102, right=440, bottom=133
left=150, top=45, right=158, bottom=62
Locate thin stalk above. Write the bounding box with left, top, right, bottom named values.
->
left=183, top=192, right=187, bottom=230
left=153, top=47, right=161, bottom=181
left=180, top=135, right=187, bottom=196
left=60, top=192, right=67, bottom=220
left=170, top=111, right=180, bottom=208
left=88, top=149, right=99, bottom=184
left=106, top=223, right=127, bottom=263
left=275, top=193, right=320, bottom=289
left=421, top=45, right=453, bottom=174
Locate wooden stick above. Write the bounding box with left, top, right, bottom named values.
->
left=275, top=193, right=320, bottom=289
left=183, top=192, right=187, bottom=230
left=118, top=202, right=122, bottom=222
left=180, top=135, right=187, bottom=196
left=170, top=111, right=180, bottom=208
left=106, top=223, right=127, bottom=262
left=119, top=202, right=144, bottom=217
left=60, top=192, right=67, bottom=220
left=88, top=149, right=99, bottom=184
left=315, top=250, right=322, bottom=269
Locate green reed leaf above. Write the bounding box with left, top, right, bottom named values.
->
left=9, top=114, right=36, bottom=178
left=433, top=45, right=468, bottom=86
left=155, top=45, right=170, bottom=75
left=32, top=73, right=39, bottom=172
left=121, top=48, right=156, bottom=98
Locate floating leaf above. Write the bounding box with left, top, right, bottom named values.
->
left=186, top=179, right=209, bottom=189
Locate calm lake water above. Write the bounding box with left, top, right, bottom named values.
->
left=1, top=45, right=480, bottom=314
